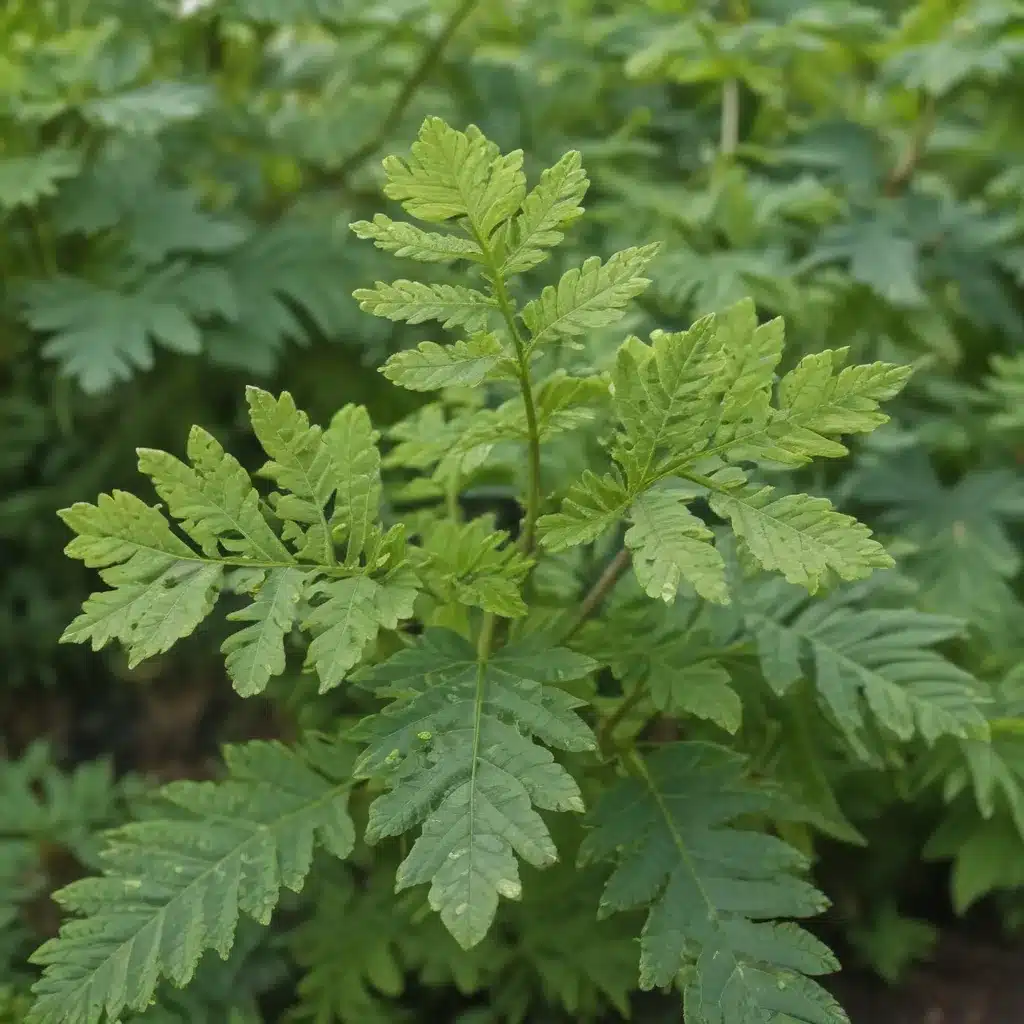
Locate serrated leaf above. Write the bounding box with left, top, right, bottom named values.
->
left=626, top=486, right=729, bottom=604
left=222, top=568, right=312, bottom=697
left=353, top=280, right=496, bottom=332
left=499, top=150, right=589, bottom=275
left=351, top=630, right=596, bottom=949
left=381, top=118, right=525, bottom=238
left=349, top=214, right=484, bottom=263
left=28, top=738, right=355, bottom=1024
left=649, top=660, right=742, bottom=734
left=137, top=427, right=292, bottom=563
left=302, top=576, right=383, bottom=693
left=705, top=473, right=893, bottom=592
left=537, top=471, right=632, bottom=551
left=381, top=334, right=505, bottom=391
left=324, top=405, right=382, bottom=563
left=581, top=743, right=842, bottom=1023
left=521, top=244, right=659, bottom=351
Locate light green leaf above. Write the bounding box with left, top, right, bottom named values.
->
left=349, top=214, right=483, bottom=263
left=302, top=576, right=384, bottom=693
left=499, top=150, right=589, bottom=275
left=521, top=244, right=660, bottom=351
left=324, top=405, right=382, bottom=563
left=353, top=280, right=495, bottom=333
left=381, top=118, right=525, bottom=238
left=705, top=473, right=893, bottom=592
left=222, top=568, right=312, bottom=697
left=381, top=334, right=505, bottom=391
left=625, top=486, right=729, bottom=605
left=0, top=149, right=82, bottom=210
left=537, top=471, right=632, bottom=551
left=648, top=660, right=742, bottom=734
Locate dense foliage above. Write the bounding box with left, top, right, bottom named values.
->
left=4, top=0, right=1024, bottom=1021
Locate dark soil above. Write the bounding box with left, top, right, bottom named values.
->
left=828, top=935, right=1024, bottom=1024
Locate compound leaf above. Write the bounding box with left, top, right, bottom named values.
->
left=381, top=333, right=506, bottom=391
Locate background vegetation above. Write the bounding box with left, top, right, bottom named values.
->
left=4, top=0, right=1024, bottom=1020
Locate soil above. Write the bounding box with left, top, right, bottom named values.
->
left=828, top=935, right=1024, bottom=1024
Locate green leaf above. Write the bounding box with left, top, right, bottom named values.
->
left=137, top=427, right=293, bottom=563
left=520, top=244, right=660, bottom=351
left=222, top=568, right=312, bottom=697
left=349, top=214, right=484, bottom=263
left=353, top=280, right=496, bottom=332
left=537, top=471, right=632, bottom=551
left=649, top=660, right=742, bottom=735
left=625, top=486, right=729, bottom=605
left=381, top=118, right=525, bottom=238
left=0, top=149, right=82, bottom=210
left=324, top=404, right=382, bottom=563
left=705, top=472, right=893, bottom=592
left=352, top=630, right=596, bottom=949
left=499, top=150, right=589, bottom=275
left=581, top=743, right=843, bottom=1023
left=301, top=576, right=383, bottom=693
left=28, top=738, right=355, bottom=1024
left=380, top=333, right=506, bottom=391
left=421, top=517, right=533, bottom=618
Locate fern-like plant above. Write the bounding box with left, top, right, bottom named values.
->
left=29, top=118, right=916, bottom=1024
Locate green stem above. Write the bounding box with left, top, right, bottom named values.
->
left=333, top=0, right=481, bottom=185
left=561, top=547, right=631, bottom=643
left=490, top=272, right=542, bottom=554
left=476, top=610, right=498, bottom=662
left=598, top=681, right=650, bottom=757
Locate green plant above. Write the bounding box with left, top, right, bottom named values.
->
left=24, top=117, right=932, bottom=1024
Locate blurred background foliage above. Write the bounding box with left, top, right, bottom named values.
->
left=5, top=0, right=1024, bottom=1020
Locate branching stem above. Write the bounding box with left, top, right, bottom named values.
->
left=334, top=0, right=480, bottom=185
left=562, top=547, right=631, bottom=643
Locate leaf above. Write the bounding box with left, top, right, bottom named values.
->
left=82, top=83, right=212, bottom=134
left=380, top=334, right=505, bottom=391
left=349, top=214, right=484, bottom=263
left=499, top=150, right=589, bottom=275
left=799, top=607, right=988, bottom=745
left=302, top=576, right=383, bottom=693
left=28, top=738, right=355, bottom=1024
left=0, top=149, right=82, bottom=210
left=22, top=275, right=204, bottom=393
left=625, top=486, right=729, bottom=605
left=537, top=471, right=632, bottom=551
left=382, top=117, right=525, bottom=238
left=705, top=472, right=893, bottom=592
left=581, top=743, right=843, bottom=1024
left=421, top=517, right=533, bottom=618
left=137, top=427, right=293, bottom=563
left=353, top=280, right=496, bottom=332
left=520, top=244, right=660, bottom=351
left=222, top=568, right=311, bottom=697
left=324, top=404, right=382, bottom=563
left=351, top=630, right=597, bottom=949
left=649, top=660, right=743, bottom=735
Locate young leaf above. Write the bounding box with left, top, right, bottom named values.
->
left=28, top=738, right=356, bottom=1024
left=581, top=743, right=844, bottom=1024
left=381, top=118, right=525, bottom=238
left=537, top=471, right=632, bottom=551
left=351, top=630, right=597, bottom=949
left=381, top=333, right=506, bottom=391
left=353, top=280, right=496, bottom=333
left=349, top=214, right=484, bottom=263
left=499, top=150, right=589, bottom=275
left=520, top=244, right=660, bottom=351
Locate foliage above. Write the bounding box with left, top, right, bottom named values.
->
left=24, top=116, right=918, bottom=1024
left=5, top=0, right=1024, bottom=1021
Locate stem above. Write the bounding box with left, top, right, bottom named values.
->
left=333, top=0, right=480, bottom=185
left=490, top=272, right=542, bottom=554
left=598, top=681, right=650, bottom=756
left=720, top=78, right=739, bottom=156
left=885, top=93, right=936, bottom=196
left=476, top=610, right=497, bottom=662
left=562, top=547, right=631, bottom=643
